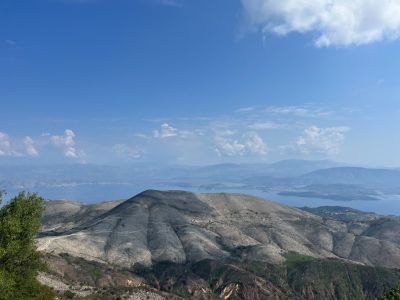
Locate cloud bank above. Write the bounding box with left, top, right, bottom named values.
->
left=2, top=105, right=352, bottom=163
left=242, top=0, right=400, bottom=47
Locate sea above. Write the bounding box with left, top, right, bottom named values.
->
left=4, top=183, right=400, bottom=216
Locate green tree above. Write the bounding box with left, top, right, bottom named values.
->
left=0, top=191, right=54, bottom=299
left=381, top=284, right=400, bottom=300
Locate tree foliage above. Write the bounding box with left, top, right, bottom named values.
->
left=381, top=284, right=400, bottom=300
left=0, top=191, right=54, bottom=299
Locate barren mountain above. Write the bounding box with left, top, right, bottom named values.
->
left=37, top=190, right=400, bottom=269
left=40, top=199, right=123, bottom=233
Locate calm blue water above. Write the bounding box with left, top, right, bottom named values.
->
left=4, top=183, right=400, bottom=216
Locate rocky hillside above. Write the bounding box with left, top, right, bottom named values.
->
left=40, top=199, right=123, bottom=233
left=38, top=190, right=400, bottom=269
left=36, top=190, right=400, bottom=299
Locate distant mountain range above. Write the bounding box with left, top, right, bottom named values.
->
left=0, top=159, right=343, bottom=186
left=37, top=190, right=400, bottom=299
left=2, top=160, right=400, bottom=202
left=297, top=167, right=400, bottom=187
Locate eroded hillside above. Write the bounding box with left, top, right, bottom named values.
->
left=36, top=190, right=400, bottom=299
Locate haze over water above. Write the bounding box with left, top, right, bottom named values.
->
left=5, top=183, right=399, bottom=216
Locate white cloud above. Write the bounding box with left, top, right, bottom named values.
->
left=248, top=121, right=286, bottom=130
left=244, top=132, right=269, bottom=155
left=0, top=132, right=14, bottom=156
left=0, top=132, right=39, bottom=157
left=215, top=136, right=246, bottom=157
left=152, top=123, right=194, bottom=139
left=214, top=131, right=268, bottom=157
left=216, top=129, right=236, bottom=137
left=153, top=123, right=179, bottom=138
left=264, top=105, right=331, bottom=117
left=236, top=106, right=256, bottom=113
left=266, top=106, right=310, bottom=116
left=23, top=136, right=39, bottom=157
left=50, top=129, right=78, bottom=158
left=295, top=125, right=350, bottom=155
left=0, top=132, right=25, bottom=157
left=242, top=0, right=400, bottom=47
left=112, top=144, right=142, bottom=159
left=235, top=105, right=332, bottom=118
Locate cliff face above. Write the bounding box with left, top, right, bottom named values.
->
left=38, top=190, right=400, bottom=269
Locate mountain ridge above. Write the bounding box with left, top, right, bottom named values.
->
left=38, top=190, right=400, bottom=270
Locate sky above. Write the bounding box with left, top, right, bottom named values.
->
left=1, top=0, right=400, bottom=167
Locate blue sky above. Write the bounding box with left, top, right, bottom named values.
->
left=1, top=0, right=400, bottom=166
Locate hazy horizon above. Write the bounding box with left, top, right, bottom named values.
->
left=0, top=158, right=396, bottom=170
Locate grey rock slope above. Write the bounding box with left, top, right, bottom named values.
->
left=41, top=199, right=123, bottom=233
left=37, top=190, right=400, bottom=269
